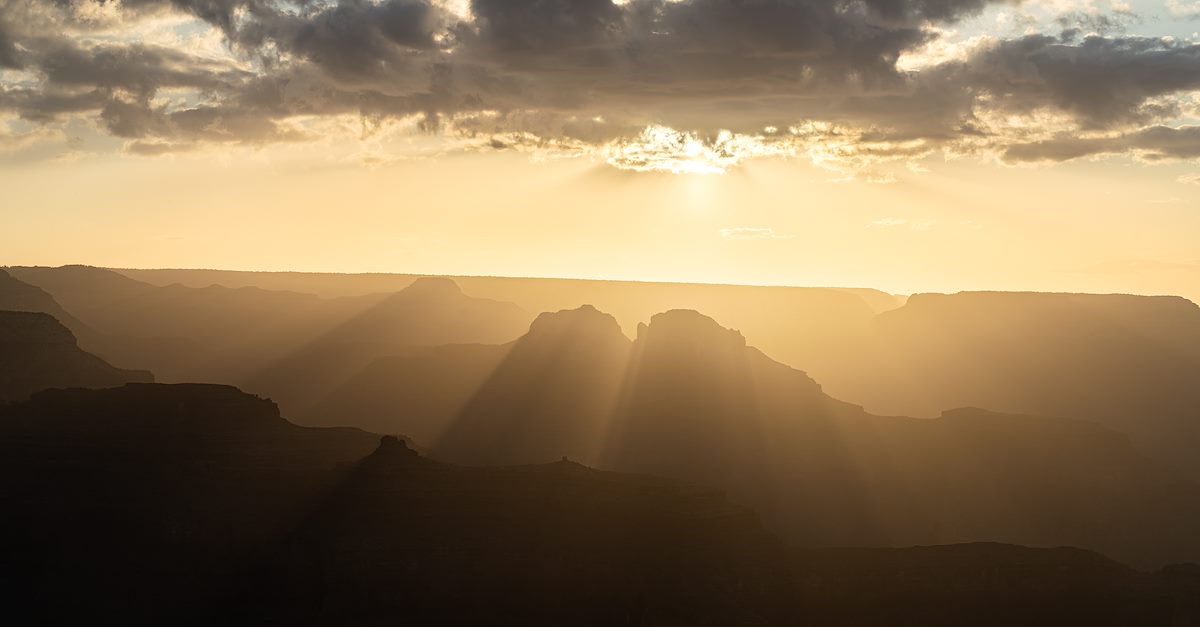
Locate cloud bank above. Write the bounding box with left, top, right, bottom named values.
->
left=2, top=0, right=1199, bottom=173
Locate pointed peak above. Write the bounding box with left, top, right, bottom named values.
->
left=401, top=277, right=462, bottom=296
left=377, top=435, right=418, bottom=455
left=364, top=434, right=439, bottom=469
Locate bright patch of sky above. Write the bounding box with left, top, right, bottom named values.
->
left=948, top=0, right=1200, bottom=43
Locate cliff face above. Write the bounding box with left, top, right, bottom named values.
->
left=0, top=311, right=153, bottom=402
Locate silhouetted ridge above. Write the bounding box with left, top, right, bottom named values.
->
left=362, top=434, right=437, bottom=469
left=18, top=379, right=280, bottom=430
left=315, top=276, right=530, bottom=347
left=295, top=431, right=778, bottom=625
left=526, top=303, right=625, bottom=340
left=433, top=305, right=631, bottom=466
left=400, top=276, right=463, bottom=296
left=3, top=383, right=381, bottom=471
left=637, top=308, right=747, bottom=348
left=0, top=310, right=77, bottom=344
left=276, top=300, right=1200, bottom=567
left=2, top=372, right=1199, bottom=625
left=0, top=311, right=152, bottom=402
left=0, top=269, right=92, bottom=339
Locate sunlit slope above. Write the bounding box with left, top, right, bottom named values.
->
left=313, top=305, right=1200, bottom=568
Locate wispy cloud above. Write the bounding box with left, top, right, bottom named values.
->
left=718, top=227, right=795, bottom=240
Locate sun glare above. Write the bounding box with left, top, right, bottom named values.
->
left=604, top=125, right=793, bottom=175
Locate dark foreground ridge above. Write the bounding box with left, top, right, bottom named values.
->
left=0, top=383, right=1197, bottom=626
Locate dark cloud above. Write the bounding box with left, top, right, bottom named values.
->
left=1, top=0, right=1199, bottom=165
left=124, top=139, right=197, bottom=155
left=930, top=35, right=1200, bottom=129
left=38, top=41, right=251, bottom=96
left=469, top=0, right=624, bottom=54
left=0, top=18, right=23, bottom=69
left=0, top=87, right=109, bottom=123
left=275, top=0, right=447, bottom=78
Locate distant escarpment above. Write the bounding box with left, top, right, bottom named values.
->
left=817, top=291, right=1200, bottom=478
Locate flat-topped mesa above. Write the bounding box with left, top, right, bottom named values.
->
left=629, top=308, right=825, bottom=392
left=0, top=311, right=77, bottom=345
left=893, top=291, right=1200, bottom=334
left=636, top=309, right=747, bottom=350
left=525, top=304, right=627, bottom=341
left=937, top=406, right=1136, bottom=449
left=18, top=383, right=284, bottom=436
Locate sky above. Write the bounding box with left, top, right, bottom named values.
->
left=1, top=0, right=1199, bottom=301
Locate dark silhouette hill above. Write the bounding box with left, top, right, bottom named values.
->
left=316, top=277, right=529, bottom=346
left=434, top=305, right=631, bottom=465
left=607, top=310, right=1200, bottom=568
left=303, top=343, right=512, bottom=442
left=112, top=267, right=894, bottom=378
left=241, top=277, right=532, bottom=419
left=291, top=435, right=778, bottom=625
left=781, top=543, right=1200, bottom=626
left=5, top=265, right=350, bottom=383
left=5, top=268, right=532, bottom=394
left=1, top=383, right=1197, bottom=626
left=102, top=269, right=1200, bottom=482
left=0, top=311, right=153, bottom=401
left=0, top=383, right=378, bottom=625
left=315, top=306, right=1200, bottom=568
left=0, top=269, right=90, bottom=335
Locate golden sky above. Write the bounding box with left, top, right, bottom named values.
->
left=2, top=0, right=1199, bottom=301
